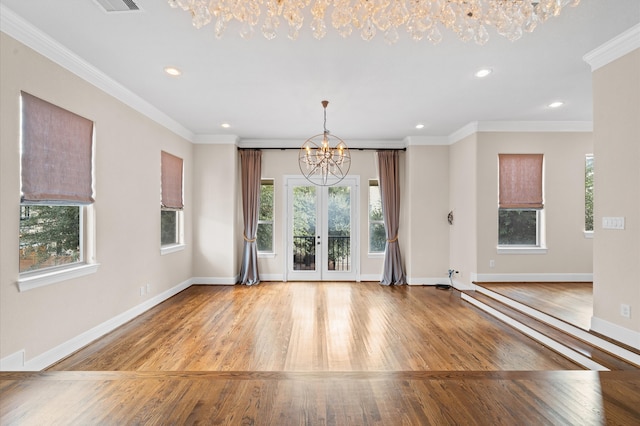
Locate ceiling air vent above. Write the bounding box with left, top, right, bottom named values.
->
left=94, top=0, right=140, bottom=12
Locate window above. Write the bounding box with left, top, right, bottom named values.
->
left=257, top=179, right=274, bottom=253
left=498, top=154, right=544, bottom=248
left=161, top=151, right=184, bottom=253
left=369, top=179, right=385, bottom=253
left=20, top=205, right=81, bottom=272
left=585, top=154, right=594, bottom=233
left=18, top=92, right=97, bottom=288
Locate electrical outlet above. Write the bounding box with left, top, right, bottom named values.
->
left=146, top=283, right=151, bottom=294
left=489, top=259, right=495, bottom=268
left=620, top=304, right=631, bottom=318
left=140, top=286, right=145, bottom=296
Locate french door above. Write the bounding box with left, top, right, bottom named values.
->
left=285, top=177, right=358, bottom=281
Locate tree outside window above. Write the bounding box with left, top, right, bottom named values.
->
left=19, top=205, right=81, bottom=272
left=369, top=180, right=386, bottom=253
left=585, top=154, right=594, bottom=232
left=257, top=179, right=274, bottom=252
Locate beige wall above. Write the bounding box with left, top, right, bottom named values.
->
left=0, top=34, right=193, bottom=362
left=449, top=134, right=478, bottom=288
left=592, top=48, right=640, bottom=337
left=191, top=144, right=239, bottom=281
left=404, top=145, right=450, bottom=283
left=476, top=132, right=594, bottom=276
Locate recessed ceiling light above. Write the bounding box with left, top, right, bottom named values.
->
left=474, top=68, right=492, bottom=78
left=548, top=101, right=564, bottom=108
left=164, top=66, right=182, bottom=77
left=415, top=124, right=425, bottom=129
left=221, top=123, right=231, bottom=128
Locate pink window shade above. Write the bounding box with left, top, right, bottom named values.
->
left=499, top=154, right=544, bottom=209
left=161, top=151, right=183, bottom=209
left=21, top=92, right=94, bottom=204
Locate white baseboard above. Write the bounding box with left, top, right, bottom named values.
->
left=257, top=274, right=284, bottom=282
left=192, top=276, right=239, bottom=285
left=359, top=274, right=381, bottom=282
left=0, top=350, right=26, bottom=371
left=475, top=273, right=593, bottom=283
left=0, top=278, right=192, bottom=371
left=591, top=316, right=640, bottom=350
left=407, top=277, right=448, bottom=286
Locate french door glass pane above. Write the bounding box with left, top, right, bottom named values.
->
left=293, top=186, right=316, bottom=271
left=328, top=186, right=351, bottom=271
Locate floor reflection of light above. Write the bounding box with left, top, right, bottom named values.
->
left=326, top=285, right=352, bottom=369
left=286, top=284, right=317, bottom=370
left=363, top=303, right=389, bottom=370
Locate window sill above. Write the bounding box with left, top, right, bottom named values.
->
left=584, top=230, right=594, bottom=239
left=368, top=252, right=385, bottom=258
left=17, top=263, right=100, bottom=292
left=258, top=252, right=276, bottom=258
left=161, top=244, right=185, bottom=255
left=496, top=246, right=548, bottom=255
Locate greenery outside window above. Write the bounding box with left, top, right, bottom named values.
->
left=498, top=209, right=540, bottom=245
left=19, top=205, right=82, bottom=273
left=161, top=209, right=182, bottom=246
left=257, top=179, right=274, bottom=253
left=585, top=154, right=594, bottom=233
left=369, top=180, right=385, bottom=253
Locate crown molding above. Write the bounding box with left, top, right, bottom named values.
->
left=403, top=136, right=450, bottom=146
left=584, top=23, right=640, bottom=71
left=236, top=138, right=406, bottom=149
left=0, top=4, right=194, bottom=142
left=448, top=122, right=480, bottom=144
left=476, top=121, right=593, bottom=133
left=193, top=134, right=240, bottom=145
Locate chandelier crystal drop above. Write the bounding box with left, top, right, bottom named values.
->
left=168, top=0, right=581, bottom=44
left=299, top=101, right=351, bottom=186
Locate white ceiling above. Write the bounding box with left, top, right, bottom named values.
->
left=1, top=0, right=639, bottom=145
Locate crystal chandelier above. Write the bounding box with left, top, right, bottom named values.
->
left=168, top=0, right=580, bottom=44
left=299, top=101, right=351, bottom=186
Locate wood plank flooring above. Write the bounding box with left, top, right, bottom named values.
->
left=2, top=282, right=639, bottom=424
left=48, top=282, right=578, bottom=372
left=479, top=282, right=593, bottom=330
left=3, top=370, right=640, bottom=425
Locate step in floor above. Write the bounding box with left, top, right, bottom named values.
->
left=461, top=286, right=640, bottom=371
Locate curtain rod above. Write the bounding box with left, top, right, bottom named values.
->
left=238, top=147, right=406, bottom=151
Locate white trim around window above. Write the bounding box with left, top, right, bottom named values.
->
left=17, top=204, right=98, bottom=292
left=496, top=246, right=548, bottom=254
left=17, top=263, right=100, bottom=292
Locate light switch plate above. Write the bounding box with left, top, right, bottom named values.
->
left=602, top=217, right=625, bottom=230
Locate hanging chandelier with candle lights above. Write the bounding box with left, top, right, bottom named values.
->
left=299, top=101, right=351, bottom=186
left=168, top=0, right=580, bottom=45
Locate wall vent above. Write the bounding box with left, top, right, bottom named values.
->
left=94, top=0, right=140, bottom=12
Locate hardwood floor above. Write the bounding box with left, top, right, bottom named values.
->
left=2, top=282, right=639, bottom=424
left=478, top=282, right=593, bottom=330
left=48, top=283, right=578, bottom=372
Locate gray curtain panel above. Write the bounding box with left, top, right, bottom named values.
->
left=238, top=149, right=262, bottom=285
left=377, top=150, right=406, bottom=285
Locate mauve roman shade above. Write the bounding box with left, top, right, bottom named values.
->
left=499, top=153, right=544, bottom=209
left=21, top=92, right=94, bottom=204
left=161, top=151, right=183, bottom=210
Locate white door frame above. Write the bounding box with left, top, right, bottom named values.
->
left=283, top=175, right=359, bottom=281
